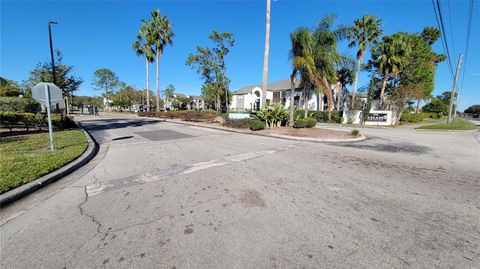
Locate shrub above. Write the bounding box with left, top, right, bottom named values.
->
left=224, top=118, right=251, bottom=129
left=306, top=117, right=317, bottom=128
left=250, top=120, right=265, bottom=131
left=351, top=129, right=360, bottom=137
left=255, top=104, right=288, bottom=127
left=294, top=110, right=342, bottom=123
left=0, top=112, right=75, bottom=131
left=422, top=98, right=448, bottom=115
left=139, top=110, right=218, bottom=122
left=0, top=97, right=41, bottom=113
left=294, top=118, right=308, bottom=128
left=400, top=113, right=423, bottom=123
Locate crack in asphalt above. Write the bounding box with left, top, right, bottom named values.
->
left=77, top=175, right=107, bottom=237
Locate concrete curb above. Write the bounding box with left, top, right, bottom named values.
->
left=0, top=125, right=99, bottom=207
left=159, top=118, right=367, bottom=143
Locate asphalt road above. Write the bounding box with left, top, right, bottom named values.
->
left=1, top=114, right=479, bottom=268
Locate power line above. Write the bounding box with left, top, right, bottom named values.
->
left=432, top=0, right=455, bottom=78
left=455, top=0, right=474, bottom=114
left=447, top=0, right=456, bottom=57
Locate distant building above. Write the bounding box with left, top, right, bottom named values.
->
left=229, top=79, right=348, bottom=112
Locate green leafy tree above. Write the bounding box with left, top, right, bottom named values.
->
left=146, top=10, right=174, bottom=110
left=133, top=20, right=155, bottom=111
left=24, top=50, right=83, bottom=97
left=422, top=98, right=448, bottom=115
left=464, top=105, right=480, bottom=116
left=0, top=77, right=21, bottom=97
left=91, top=68, right=120, bottom=108
left=162, top=84, right=175, bottom=109
left=112, top=84, right=143, bottom=111
left=186, top=31, right=234, bottom=112
left=400, top=27, right=445, bottom=112
left=347, top=15, right=383, bottom=109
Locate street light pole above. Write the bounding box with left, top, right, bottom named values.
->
left=48, top=21, right=58, bottom=85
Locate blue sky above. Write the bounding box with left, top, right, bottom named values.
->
left=1, top=0, right=479, bottom=110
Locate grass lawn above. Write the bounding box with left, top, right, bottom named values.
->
left=416, top=118, right=477, bottom=130
left=0, top=129, right=88, bottom=194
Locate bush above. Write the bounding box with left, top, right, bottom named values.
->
left=422, top=98, right=448, bottom=115
left=294, top=118, right=308, bottom=128
left=400, top=113, right=425, bottom=123
left=0, top=97, right=41, bottom=113
left=294, top=110, right=342, bottom=123
left=224, top=118, right=251, bottom=129
left=250, top=120, right=265, bottom=131
left=306, top=117, right=317, bottom=128
left=0, top=112, right=75, bottom=131
left=139, top=110, right=218, bottom=122
left=351, top=129, right=360, bottom=137
left=254, top=104, right=288, bottom=127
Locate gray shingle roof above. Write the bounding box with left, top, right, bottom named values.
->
left=233, top=79, right=301, bottom=95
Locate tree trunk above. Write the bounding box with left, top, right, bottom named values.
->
left=351, top=55, right=363, bottom=110
left=289, top=73, right=296, bottom=126
left=146, top=57, right=150, bottom=112
left=156, top=50, right=160, bottom=111
left=216, top=92, right=220, bottom=113
left=261, top=0, right=271, bottom=108
left=337, top=83, right=343, bottom=111
left=379, top=74, right=388, bottom=107
left=303, top=86, right=308, bottom=119
left=322, top=77, right=334, bottom=122
left=416, top=98, right=421, bottom=113
left=224, top=80, right=229, bottom=111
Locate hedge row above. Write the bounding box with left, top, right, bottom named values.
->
left=0, top=112, right=75, bottom=131
left=294, top=110, right=342, bottom=123
left=294, top=117, right=317, bottom=128
left=224, top=118, right=251, bottom=129
left=400, top=112, right=441, bottom=123
left=0, top=97, right=40, bottom=113
left=138, top=110, right=218, bottom=122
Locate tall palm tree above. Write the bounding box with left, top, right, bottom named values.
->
left=147, top=10, right=174, bottom=111
left=372, top=35, right=410, bottom=105
left=289, top=27, right=316, bottom=119
left=133, top=21, right=155, bottom=111
left=347, top=15, right=383, bottom=109
left=311, top=15, right=343, bottom=120
left=261, top=0, right=271, bottom=108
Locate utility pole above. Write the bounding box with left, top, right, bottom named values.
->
left=447, top=53, right=462, bottom=124
left=48, top=21, right=58, bottom=85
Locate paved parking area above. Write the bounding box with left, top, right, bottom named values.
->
left=1, top=114, right=479, bottom=268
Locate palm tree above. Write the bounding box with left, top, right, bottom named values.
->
left=311, top=15, right=343, bottom=120
left=289, top=27, right=316, bottom=119
left=347, top=15, right=383, bottom=109
left=133, top=21, right=155, bottom=111
left=147, top=10, right=174, bottom=111
left=335, top=66, right=354, bottom=110
left=372, top=35, right=410, bottom=105
left=261, top=0, right=271, bottom=108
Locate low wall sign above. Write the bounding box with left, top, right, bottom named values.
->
left=367, top=113, right=388, bottom=122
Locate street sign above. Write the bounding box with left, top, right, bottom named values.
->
left=31, top=82, right=61, bottom=151
left=31, top=82, right=62, bottom=105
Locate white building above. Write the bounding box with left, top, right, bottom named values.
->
left=230, top=79, right=347, bottom=112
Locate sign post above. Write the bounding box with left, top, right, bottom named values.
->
left=31, top=82, right=63, bottom=152
left=44, top=84, right=54, bottom=151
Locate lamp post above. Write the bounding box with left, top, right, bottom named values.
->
left=48, top=21, right=58, bottom=85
